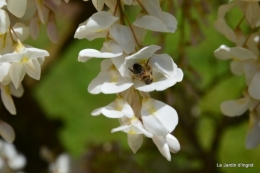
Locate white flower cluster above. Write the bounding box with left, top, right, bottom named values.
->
left=73, top=0, right=183, bottom=161
left=0, top=139, right=26, bottom=172
left=0, top=0, right=61, bottom=142
left=214, top=0, right=260, bottom=148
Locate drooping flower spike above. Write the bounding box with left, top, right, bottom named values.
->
left=74, top=0, right=183, bottom=160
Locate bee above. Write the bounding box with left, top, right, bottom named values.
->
left=128, top=58, right=153, bottom=85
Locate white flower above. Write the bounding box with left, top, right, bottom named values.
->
left=0, top=41, right=49, bottom=89
left=141, top=97, right=178, bottom=136
left=152, top=134, right=180, bottom=161
left=91, top=95, right=134, bottom=118
left=0, top=140, right=26, bottom=170
left=214, top=45, right=260, bottom=100
left=74, top=11, right=119, bottom=40
left=214, top=45, right=257, bottom=76
left=49, top=153, right=71, bottom=173
left=88, top=59, right=133, bottom=94
left=112, top=116, right=153, bottom=153
left=122, top=45, right=183, bottom=92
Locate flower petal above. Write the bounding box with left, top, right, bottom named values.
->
left=214, top=18, right=237, bottom=43
left=243, top=60, right=259, bottom=85
left=220, top=97, right=250, bottom=116
left=0, top=120, right=15, bottom=143
left=109, top=24, right=135, bottom=54
left=25, top=59, right=41, bottom=80
left=248, top=71, right=260, bottom=99
left=230, top=47, right=257, bottom=60
left=111, top=124, right=131, bottom=133
left=25, top=48, right=49, bottom=60
left=161, top=12, right=178, bottom=33
left=150, top=54, right=174, bottom=77
left=0, top=62, right=11, bottom=84
left=101, top=78, right=133, bottom=94
left=166, top=134, right=180, bottom=153
left=10, top=83, right=24, bottom=97
left=74, top=11, right=118, bottom=40
left=78, top=49, right=122, bottom=62
left=92, top=0, right=105, bottom=11
left=152, top=136, right=171, bottom=161
left=133, top=14, right=169, bottom=32
left=230, top=60, right=244, bottom=75
left=7, top=0, right=27, bottom=18
left=10, top=63, right=26, bottom=89
left=127, top=134, right=143, bottom=153
left=246, top=112, right=260, bottom=149
left=141, top=98, right=178, bottom=136
left=88, top=72, right=108, bottom=94
left=1, top=85, right=16, bottom=115
left=0, top=9, right=10, bottom=34
left=214, top=45, right=232, bottom=60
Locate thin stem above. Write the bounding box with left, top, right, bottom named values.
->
left=123, top=14, right=141, bottom=50
left=235, top=15, right=245, bottom=30
left=136, top=0, right=147, bottom=14
left=106, top=1, right=119, bottom=39
left=117, top=0, right=125, bottom=25
left=8, top=27, right=17, bottom=44
left=116, top=0, right=141, bottom=50
left=242, top=29, right=253, bottom=47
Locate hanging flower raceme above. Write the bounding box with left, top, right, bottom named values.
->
left=0, top=0, right=61, bottom=143
left=214, top=0, right=260, bottom=149
left=74, top=0, right=183, bottom=160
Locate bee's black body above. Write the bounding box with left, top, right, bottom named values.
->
left=129, top=58, right=153, bottom=85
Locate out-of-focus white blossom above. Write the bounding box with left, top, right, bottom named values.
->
left=0, top=121, right=15, bottom=143
left=215, top=0, right=260, bottom=149
left=49, top=153, right=71, bottom=173
left=0, top=139, right=26, bottom=171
